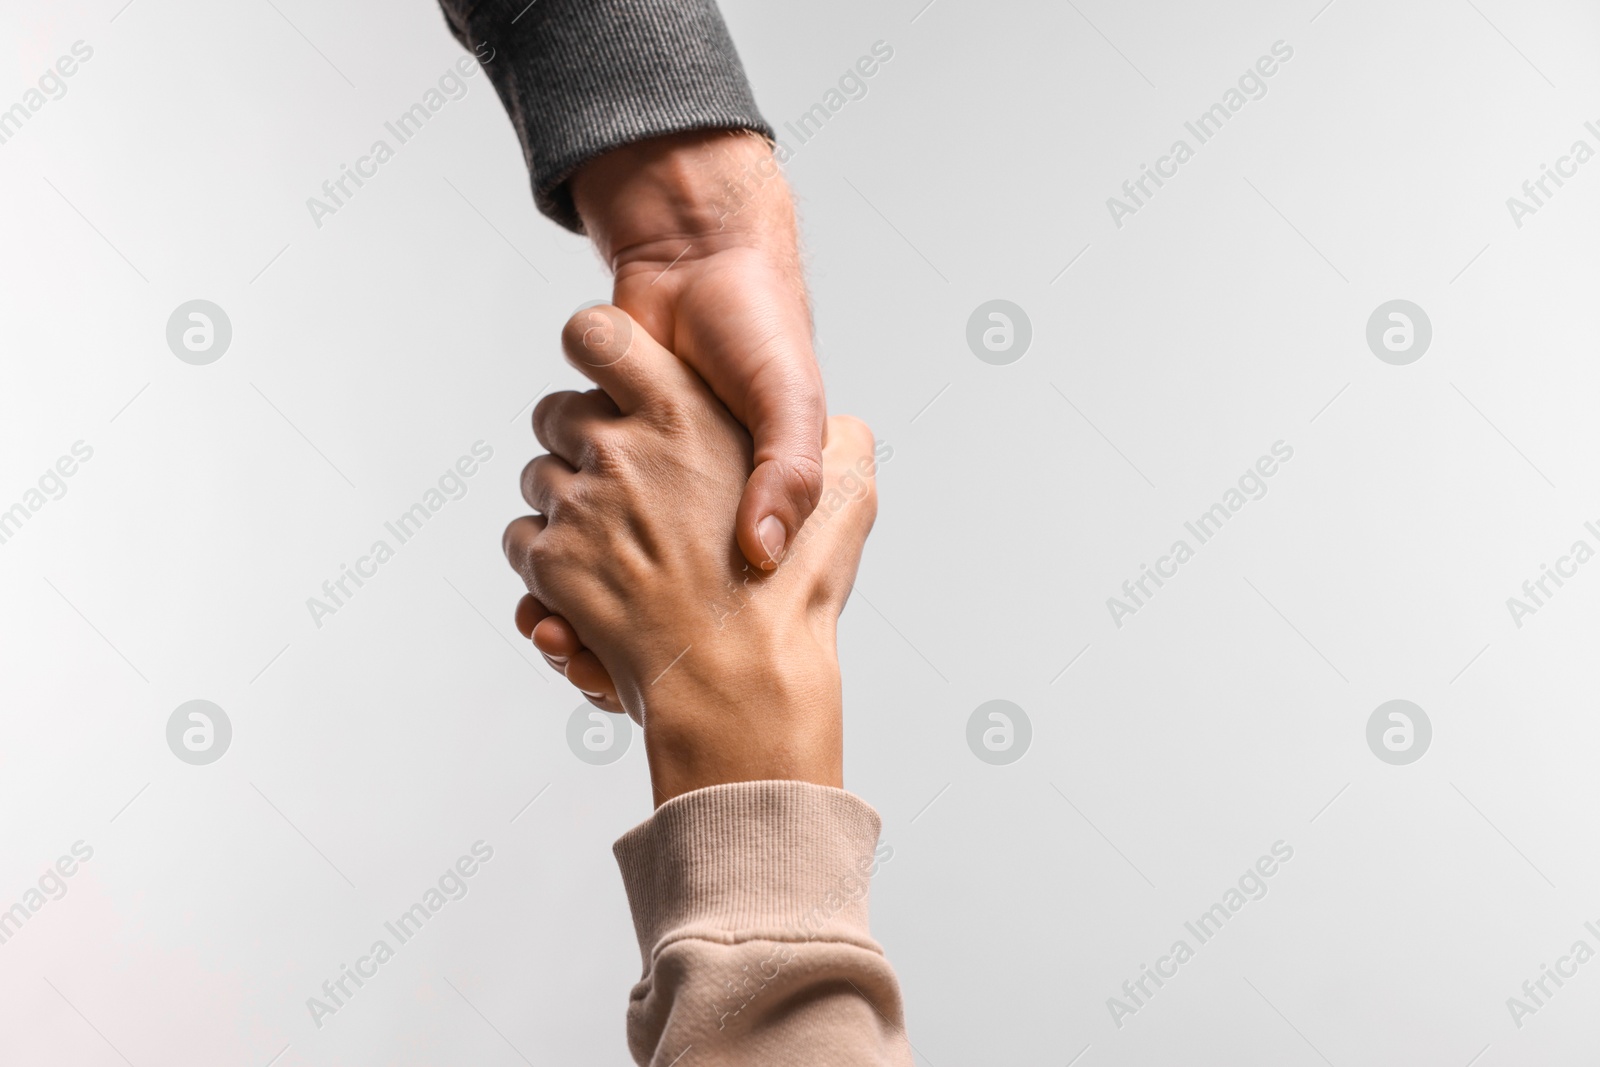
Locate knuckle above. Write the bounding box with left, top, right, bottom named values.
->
left=559, top=474, right=597, bottom=518
left=523, top=535, right=565, bottom=599
left=779, top=452, right=826, bottom=514
left=522, top=458, right=563, bottom=515
left=502, top=519, right=538, bottom=574
left=524, top=533, right=555, bottom=570
left=582, top=425, right=631, bottom=474
left=647, top=411, right=694, bottom=450
left=753, top=352, right=824, bottom=410
left=531, top=392, right=563, bottom=435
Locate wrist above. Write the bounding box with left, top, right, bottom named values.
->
left=639, top=629, right=843, bottom=806
left=571, top=129, right=793, bottom=270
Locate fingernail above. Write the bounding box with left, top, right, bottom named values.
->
left=757, top=515, right=787, bottom=569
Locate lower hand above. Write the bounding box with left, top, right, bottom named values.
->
left=503, top=308, right=880, bottom=803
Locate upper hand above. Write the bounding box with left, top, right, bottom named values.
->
left=571, top=130, right=825, bottom=572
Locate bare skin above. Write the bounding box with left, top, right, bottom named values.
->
left=571, top=129, right=825, bottom=572
left=503, top=307, right=878, bottom=804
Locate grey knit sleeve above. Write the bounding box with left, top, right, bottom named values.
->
left=437, top=0, right=773, bottom=232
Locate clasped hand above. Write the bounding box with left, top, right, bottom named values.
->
left=503, top=306, right=879, bottom=805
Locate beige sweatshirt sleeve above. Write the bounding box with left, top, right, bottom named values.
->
left=612, top=780, right=914, bottom=1066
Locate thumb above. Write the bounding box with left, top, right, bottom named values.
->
left=560, top=305, right=695, bottom=414
left=734, top=358, right=827, bottom=571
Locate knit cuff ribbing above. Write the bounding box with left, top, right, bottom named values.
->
left=613, top=781, right=887, bottom=970
left=440, top=0, right=773, bottom=232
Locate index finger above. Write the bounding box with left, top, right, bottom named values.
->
left=561, top=305, right=696, bottom=415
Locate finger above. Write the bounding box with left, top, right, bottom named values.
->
left=536, top=619, right=621, bottom=704
left=582, top=690, right=626, bottom=715
left=521, top=454, right=579, bottom=515
left=502, top=514, right=546, bottom=579
left=514, top=593, right=552, bottom=640
left=732, top=359, right=827, bottom=570
left=564, top=648, right=619, bottom=706
left=533, top=614, right=620, bottom=704
left=531, top=615, right=582, bottom=659
left=820, top=413, right=880, bottom=539
left=561, top=305, right=699, bottom=415
left=532, top=388, right=619, bottom=467
left=804, top=414, right=881, bottom=605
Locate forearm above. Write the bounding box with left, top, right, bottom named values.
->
left=614, top=781, right=912, bottom=1066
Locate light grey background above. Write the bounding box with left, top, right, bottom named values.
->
left=3, top=0, right=1598, bottom=1063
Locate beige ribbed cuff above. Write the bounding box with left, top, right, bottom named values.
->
left=613, top=781, right=887, bottom=970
